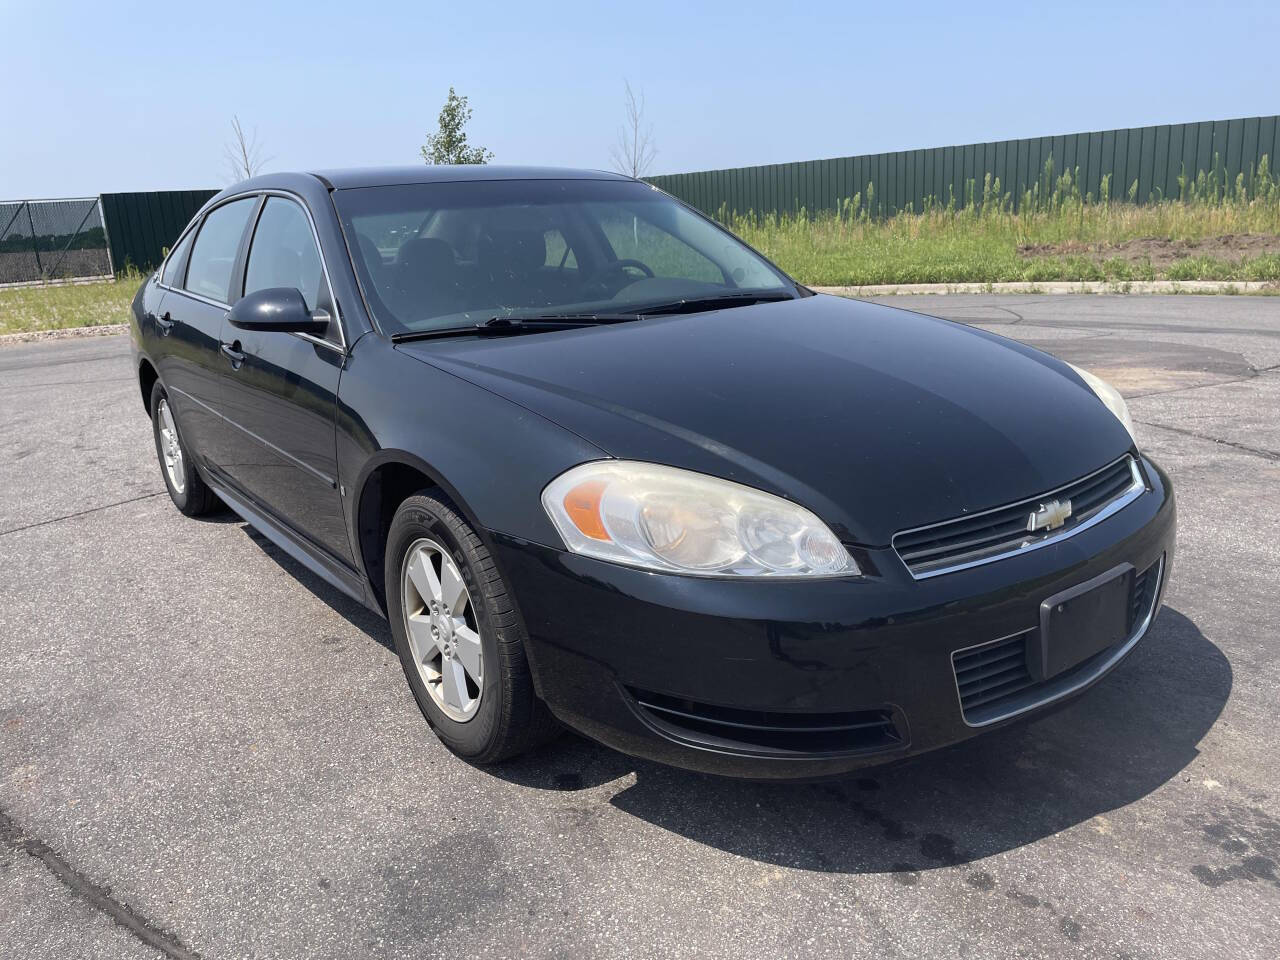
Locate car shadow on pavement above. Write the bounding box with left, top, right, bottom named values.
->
left=494, top=606, right=1230, bottom=876
left=229, top=521, right=1228, bottom=875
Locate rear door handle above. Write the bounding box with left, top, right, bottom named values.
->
left=220, top=340, right=245, bottom=368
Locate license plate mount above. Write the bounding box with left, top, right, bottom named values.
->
left=1037, top=564, right=1134, bottom=680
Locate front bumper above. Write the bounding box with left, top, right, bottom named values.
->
left=493, top=456, right=1176, bottom=779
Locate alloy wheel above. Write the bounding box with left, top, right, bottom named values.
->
left=157, top=399, right=185, bottom=494
left=401, top=537, right=484, bottom=722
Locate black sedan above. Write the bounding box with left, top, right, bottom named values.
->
left=130, top=166, right=1175, bottom=779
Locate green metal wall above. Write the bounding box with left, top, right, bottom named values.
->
left=648, top=115, right=1280, bottom=219
left=100, top=190, right=217, bottom=272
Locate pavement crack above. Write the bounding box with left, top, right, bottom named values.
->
left=0, top=806, right=200, bottom=959
left=1127, top=373, right=1258, bottom=400
left=0, top=350, right=125, bottom=373
left=0, top=492, right=164, bottom=538
left=0, top=375, right=133, bottom=393
left=1136, top=420, right=1280, bottom=462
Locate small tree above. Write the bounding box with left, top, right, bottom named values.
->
left=225, top=115, right=270, bottom=183
left=421, top=87, right=493, bottom=165
left=610, top=80, right=656, bottom=179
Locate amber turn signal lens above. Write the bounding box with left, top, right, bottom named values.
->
left=562, top=479, right=611, bottom=541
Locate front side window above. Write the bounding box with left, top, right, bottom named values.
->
left=161, top=229, right=194, bottom=287
left=243, top=197, right=330, bottom=313
left=184, top=197, right=256, bottom=303
left=333, top=179, right=794, bottom=335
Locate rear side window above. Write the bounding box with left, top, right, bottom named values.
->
left=184, top=197, right=256, bottom=302
left=160, top=229, right=194, bottom=287
left=243, top=197, right=330, bottom=312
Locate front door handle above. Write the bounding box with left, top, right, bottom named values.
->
left=148, top=310, right=174, bottom=335
left=220, top=340, right=245, bottom=368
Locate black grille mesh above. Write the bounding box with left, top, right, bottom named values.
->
left=954, top=556, right=1162, bottom=723
left=953, top=632, right=1036, bottom=716
left=1129, top=561, right=1161, bottom=633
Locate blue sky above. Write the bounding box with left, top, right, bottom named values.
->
left=4, top=0, right=1278, bottom=197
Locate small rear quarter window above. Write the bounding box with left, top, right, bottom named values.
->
left=161, top=229, right=194, bottom=286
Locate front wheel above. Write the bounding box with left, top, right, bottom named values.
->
left=384, top=492, right=559, bottom=763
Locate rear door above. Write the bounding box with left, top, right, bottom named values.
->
left=215, top=194, right=353, bottom=565
left=156, top=196, right=258, bottom=466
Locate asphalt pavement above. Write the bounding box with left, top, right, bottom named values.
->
left=1, top=295, right=1278, bottom=959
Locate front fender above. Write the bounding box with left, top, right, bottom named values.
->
left=335, top=334, right=607, bottom=586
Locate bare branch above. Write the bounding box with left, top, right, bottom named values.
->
left=224, top=115, right=271, bottom=183
left=609, top=80, right=657, bottom=179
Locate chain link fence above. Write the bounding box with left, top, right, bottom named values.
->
left=0, top=197, right=113, bottom=286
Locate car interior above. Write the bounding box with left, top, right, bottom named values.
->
left=346, top=198, right=776, bottom=330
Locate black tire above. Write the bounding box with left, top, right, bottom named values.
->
left=150, top=380, right=219, bottom=517
left=385, top=492, right=559, bottom=763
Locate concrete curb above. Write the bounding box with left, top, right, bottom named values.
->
left=0, top=323, right=128, bottom=347
left=3, top=277, right=1275, bottom=348
left=811, top=280, right=1277, bottom=296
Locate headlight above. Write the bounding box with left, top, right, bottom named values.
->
left=541, top=461, right=859, bottom=578
left=1068, top=363, right=1137, bottom=446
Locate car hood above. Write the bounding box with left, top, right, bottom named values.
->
left=397, top=295, right=1134, bottom=546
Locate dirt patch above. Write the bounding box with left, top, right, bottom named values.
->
left=1018, top=234, right=1280, bottom=267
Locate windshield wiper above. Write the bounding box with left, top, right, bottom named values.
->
left=389, top=313, right=642, bottom=343
left=641, top=292, right=796, bottom=315
left=388, top=295, right=791, bottom=343
left=390, top=325, right=486, bottom=343
left=637, top=292, right=795, bottom=317
left=480, top=313, right=643, bottom=332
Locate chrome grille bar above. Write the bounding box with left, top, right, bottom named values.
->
left=893, top=456, right=1145, bottom=579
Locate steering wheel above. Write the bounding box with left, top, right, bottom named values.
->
left=583, top=258, right=655, bottom=295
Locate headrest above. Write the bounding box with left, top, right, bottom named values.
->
left=396, top=237, right=456, bottom=275
left=479, top=229, right=546, bottom=277
left=355, top=232, right=384, bottom=275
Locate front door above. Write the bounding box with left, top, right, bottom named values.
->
left=214, top=195, right=353, bottom=565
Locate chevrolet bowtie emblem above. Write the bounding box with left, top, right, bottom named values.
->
left=1027, top=498, right=1073, bottom=533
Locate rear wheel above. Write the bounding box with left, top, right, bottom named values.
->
left=150, top=380, right=218, bottom=516
left=385, top=492, right=559, bottom=763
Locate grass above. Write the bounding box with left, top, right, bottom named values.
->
left=0, top=267, right=144, bottom=336
left=724, top=157, right=1280, bottom=286
left=6, top=157, right=1280, bottom=338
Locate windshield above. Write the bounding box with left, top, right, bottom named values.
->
left=333, top=179, right=796, bottom=335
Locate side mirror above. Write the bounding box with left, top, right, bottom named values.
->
left=228, top=287, right=330, bottom=335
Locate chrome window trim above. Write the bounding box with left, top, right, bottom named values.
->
left=893, top=455, right=1145, bottom=580
left=155, top=188, right=348, bottom=355
left=951, top=555, right=1165, bottom=728
left=159, top=285, right=230, bottom=311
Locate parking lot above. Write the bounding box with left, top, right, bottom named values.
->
left=2, top=294, right=1278, bottom=959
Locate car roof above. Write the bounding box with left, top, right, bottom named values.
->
left=307, top=165, right=635, bottom=189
